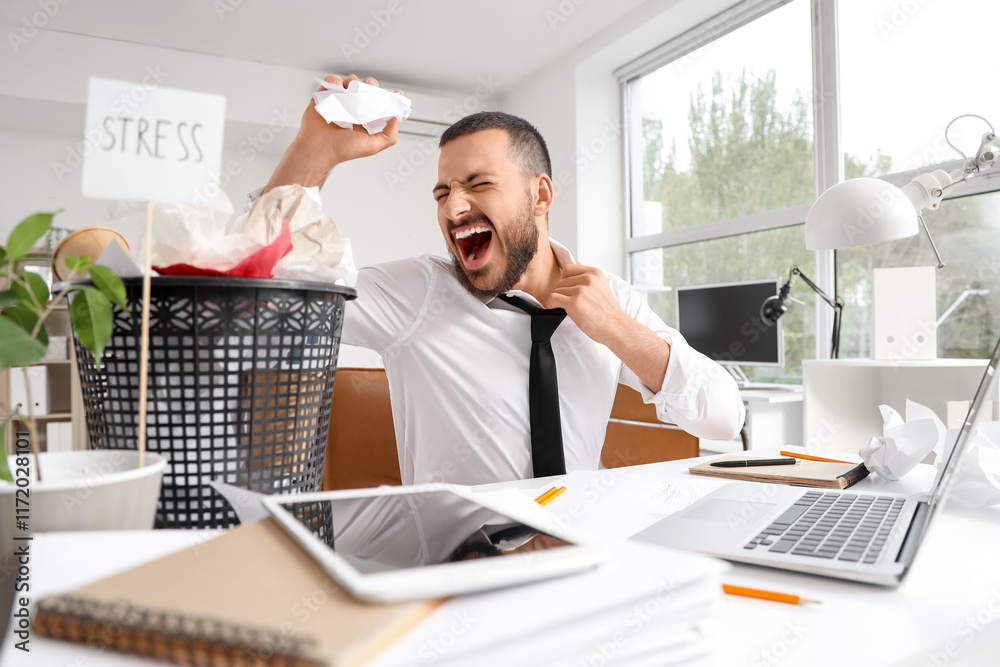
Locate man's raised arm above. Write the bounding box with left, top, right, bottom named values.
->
left=263, top=74, right=402, bottom=195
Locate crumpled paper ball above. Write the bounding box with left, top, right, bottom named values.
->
left=860, top=400, right=946, bottom=481
left=312, top=78, right=411, bottom=134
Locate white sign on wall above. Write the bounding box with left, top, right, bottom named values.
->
left=81, top=77, right=226, bottom=204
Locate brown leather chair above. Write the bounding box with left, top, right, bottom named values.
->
left=322, top=368, right=402, bottom=490
left=600, top=385, right=701, bottom=468
left=322, top=370, right=733, bottom=487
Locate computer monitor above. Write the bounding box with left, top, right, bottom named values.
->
left=675, top=279, right=783, bottom=367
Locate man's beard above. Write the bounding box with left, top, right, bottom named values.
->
left=449, top=198, right=539, bottom=300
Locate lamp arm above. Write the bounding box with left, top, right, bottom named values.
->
left=788, top=266, right=844, bottom=312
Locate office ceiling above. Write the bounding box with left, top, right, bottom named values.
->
left=0, top=0, right=649, bottom=94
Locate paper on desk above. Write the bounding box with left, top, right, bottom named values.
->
left=860, top=400, right=946, bottom=480
left=947, top=421, right=1000, bottom=507
left=207, top=481, right=270, bottom=523
left=368, top=538, right=726, bottom=667
left=505, top=469, right=719, bottom=540
left=312, top=78, right=411, bottom=134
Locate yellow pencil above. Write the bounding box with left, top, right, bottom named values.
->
left=722, top=584, right=820, bottom=605
left=780, top=450, right=855, bottom=465
left=535, top=486, right=566, bottom=506
left=535, top=486, right=559, bottom=504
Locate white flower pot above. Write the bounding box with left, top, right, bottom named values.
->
left=0, top=450, right=167, bottom=550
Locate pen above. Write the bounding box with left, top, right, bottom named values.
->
left=722, top=584, right=820, bottom=605
left=710, top=457, right=797, bottom=468
left=780, top=450, right=855, bottom=465
left=535, top=486, right=566, bottom=506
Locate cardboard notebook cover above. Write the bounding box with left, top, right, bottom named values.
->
left=33, top=518, right=443, bottom=667
left=689, top=454, right=870, bottom=489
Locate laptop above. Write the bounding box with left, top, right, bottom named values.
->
left=631, top=337, right=1000, bottom=586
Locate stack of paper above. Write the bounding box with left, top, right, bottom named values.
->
left=368, top=538, right=727, bottom=667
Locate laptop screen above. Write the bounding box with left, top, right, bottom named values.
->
left=928, top=336, right=1000, bottom=510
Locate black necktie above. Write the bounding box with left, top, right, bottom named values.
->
left=498, top=293, right=567, bottom=477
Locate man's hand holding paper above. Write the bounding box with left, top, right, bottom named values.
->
left=264, top=74, right=408, bottom=194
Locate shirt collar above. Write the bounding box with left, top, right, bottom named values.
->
left=485, top=238, right=576, bottom=307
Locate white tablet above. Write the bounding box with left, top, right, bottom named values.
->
left=262, top=483, right=606, bottom=603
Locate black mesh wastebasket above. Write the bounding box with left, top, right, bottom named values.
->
left=70, top=276, right=356, bottom=529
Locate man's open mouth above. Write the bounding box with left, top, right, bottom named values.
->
left=452, top=224, right=494, bottom=270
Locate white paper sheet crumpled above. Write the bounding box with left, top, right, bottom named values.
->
left=145, top=184, right=356, bottom=286
left=860, top=401, right=946, bottom=481
left=241, top=184, right=357, bottom=285
left=860, top=399, right=1000, bottom=507
left=312, top=78, right=411, bottom=134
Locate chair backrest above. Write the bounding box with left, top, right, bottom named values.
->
left=323, top=371, right=701, bottom=486
left=323, top=367, right=402, bottom=490
left=601, top=385, right=699, bottom=468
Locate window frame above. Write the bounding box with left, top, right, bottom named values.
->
left=617, top=0, right=1000, bottom=361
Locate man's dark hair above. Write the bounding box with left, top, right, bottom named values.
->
left=439, top=112, right=552, bottom=179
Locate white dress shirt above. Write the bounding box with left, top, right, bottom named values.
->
left=244, top=187, right=744, bottom=485
left=343, top=241, right=745, bottom=486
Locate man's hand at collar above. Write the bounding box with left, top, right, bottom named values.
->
left=546, top=263, right=671, bottom=393
left=263, top=73, right=402, bottom=195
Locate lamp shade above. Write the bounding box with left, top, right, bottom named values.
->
left=805, top=177, right=920, bottom=250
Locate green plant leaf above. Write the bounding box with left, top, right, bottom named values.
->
left=6, top=213, right=54, bottom=263
left=0, top=422, right=11, bottom=482
left=11, top=272, right=50, bottom=313
left=64, top=255, right=92, bottom=275
left=1, top=306, right=48, bottom=348
left=0, top=315, right=47, bottom=368
left=88, top=265, right=130, bottom=315
left=69, top=286, right=113, bottom=370
left=0, top=290, right=19, bottom=309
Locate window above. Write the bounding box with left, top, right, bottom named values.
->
left=622, top=0, right=1000, bottom=380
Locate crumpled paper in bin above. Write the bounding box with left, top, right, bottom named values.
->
left=140, top=184, right=355, bottom=285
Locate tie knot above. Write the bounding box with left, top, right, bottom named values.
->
left=499, top=294, right=567, bottom=343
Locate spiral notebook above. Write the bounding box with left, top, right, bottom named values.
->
left=32, top=518, right=443, bottom=667
left=688, top=454, right=870, bottom=489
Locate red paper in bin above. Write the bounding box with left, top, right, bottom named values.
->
left=154, top=219, right=293, bottom=278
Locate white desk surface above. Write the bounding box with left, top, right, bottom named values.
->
left=739, top=387, right=804, bottom=404
left=5, top=448, right=1000, bottom=667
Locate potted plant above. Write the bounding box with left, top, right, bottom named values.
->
left=0, top=212, right=167, bottom=543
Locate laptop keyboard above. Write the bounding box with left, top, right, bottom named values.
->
left=742, top=491, right=906, bottom=564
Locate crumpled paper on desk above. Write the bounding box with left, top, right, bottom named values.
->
left=312, top=78, right=411, bottom=134
left=147, top=184, right=356, bottom=285
left=860, top=401, right=946, bottom=481
left=861, top=400, right=1000, bottom=507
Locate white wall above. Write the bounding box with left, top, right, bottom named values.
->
left=499, top=0, right=740, bottom=279
left=0, top=25, right=460, bottom=269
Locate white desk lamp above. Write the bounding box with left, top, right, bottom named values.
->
left=805, top=115, right=1000, bottom=268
